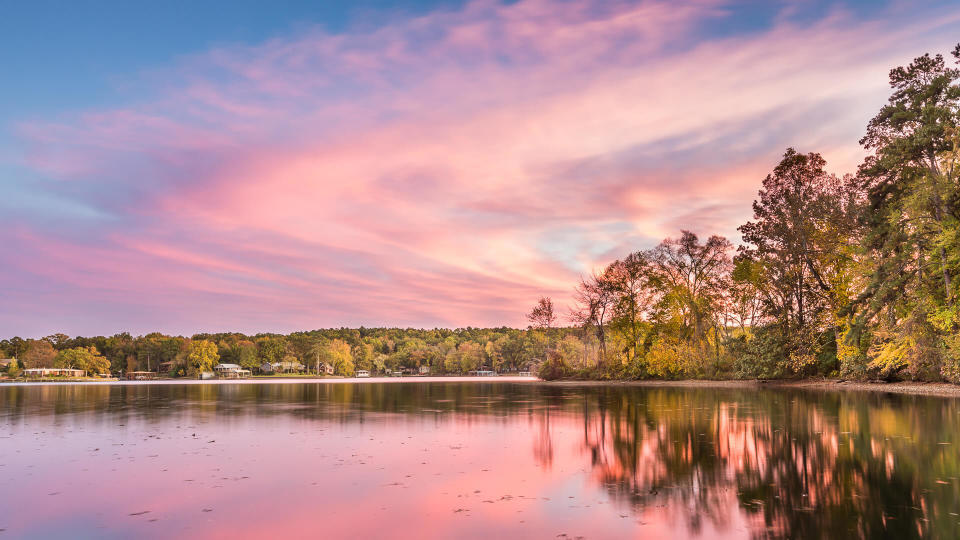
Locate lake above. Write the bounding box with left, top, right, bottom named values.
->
left=1, top=379, right=959, bottom=539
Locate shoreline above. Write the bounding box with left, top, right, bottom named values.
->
left=542, top=378, right=960, bottom=398
left=4, top=375, right=960, bottom=398
left=0, top=375, right=539, bottom=387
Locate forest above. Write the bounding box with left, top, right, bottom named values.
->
left=2, top=45, right=959, bottom=383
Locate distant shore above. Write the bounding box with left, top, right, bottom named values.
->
left=543, top=378, right=960, bottom=398
left=0, top=375, right=539, bottom=387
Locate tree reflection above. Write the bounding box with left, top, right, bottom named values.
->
left=559, top=387, right=960, bottom=539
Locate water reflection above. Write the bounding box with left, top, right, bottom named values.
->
left=1, top=381, right=958, bottom=539
left=566, top=388, right=960, bottom=539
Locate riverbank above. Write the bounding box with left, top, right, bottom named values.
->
left=544, top=378, right=960, bottom=398
left=0, top=375, right=539, bottom=387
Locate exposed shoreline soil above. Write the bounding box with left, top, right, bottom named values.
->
left=543, top=378, right=960, bottom=398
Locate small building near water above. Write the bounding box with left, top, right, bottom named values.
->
left=320, top=362, right=335, bottom=375
left=270, top=361, right=305, bottom=373
left=213, top=363, right=251, bottom=378
left=23, top=367, right=86, bottom=378
left=356, top=369, right=370, bottom=378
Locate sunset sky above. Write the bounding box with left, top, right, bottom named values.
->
left=2, top=0, right=958, bottom=337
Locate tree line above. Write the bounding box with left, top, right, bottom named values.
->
left=0, top=327, right=566, bottom=378
left=536, top=45, right=960, bottom=382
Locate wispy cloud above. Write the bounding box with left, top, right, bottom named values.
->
left=3, top=0, right=958, bottom=336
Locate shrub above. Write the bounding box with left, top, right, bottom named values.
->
left=537, top=351, right=570, bottom=380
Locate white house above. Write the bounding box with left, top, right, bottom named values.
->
left=213, top=363, right=250, bottom=378
left=23, top=367, right=86, bottom=378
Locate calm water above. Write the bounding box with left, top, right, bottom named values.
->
left=2, top=379, right=959, bottom=539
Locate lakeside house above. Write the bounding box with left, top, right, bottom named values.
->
left=128, top=371, right=159, bottom=380
left=320, top=362, right=334, bottom=375
left=419, top=365, right=430, bottom=375
left=356, top=369, right=370, bottom=378
left=467, top=370, right=496, bottom=377
left=214, top=363, right=251, bottom=378
left=23, top=367, right=86, bottom=378
left=0, top=359, right=13, bottom=370
left=269, top=361, right=305, bottom=374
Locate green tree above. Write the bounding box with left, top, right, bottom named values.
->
left=43, top=333, right=71, bottom=350
left=605, top=252, right=656, bottom=368
left=736, top=149, right=859, bottom=377
left=186, top=340, right=219, bottom=377
left=6, top=358, right=20, bottom=377
left=353, top=341, right=374, bottom=372
left=325, top=339, right=354, bottom=376
left=648, top=231, right=733, bottom=375
left=54, top=347, right=110, bottom=375
left=235, top=340, right=258, bottom=370
left=256, top=336, right=285, bottom=365
left=852, top=45, right=960, bottom=380
left=457, top=342, right=484, bottom=373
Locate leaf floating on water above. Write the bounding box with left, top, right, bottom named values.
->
left=128, top=511, right=150, bottom=516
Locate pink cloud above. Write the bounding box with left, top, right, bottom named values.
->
left=5, top=0, right=960, bottom=336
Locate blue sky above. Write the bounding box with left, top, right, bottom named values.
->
left=0, top=0, right=927, bottom=122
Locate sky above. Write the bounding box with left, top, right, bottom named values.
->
left=1, top=0, right=959, bottom=337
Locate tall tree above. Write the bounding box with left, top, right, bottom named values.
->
left=324, top=339, right=354, bottom=376
left=650, top=231, right=732, bottom=345
left=527, top=297, right=557, bottom=329
left=852, top=45, right=960, bottom=379
left=605, top=252, right=656, bottom=366
left=21, top=340, right=57, bottom=368
left=570, top=270, right=617, bottom=367
left=738, top=149, right=858, bottom=334
left=186, top=340, right=219, bottom=377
